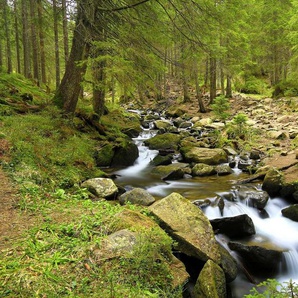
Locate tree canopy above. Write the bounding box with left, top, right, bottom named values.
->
left=1, top=0, right=298, bottom=115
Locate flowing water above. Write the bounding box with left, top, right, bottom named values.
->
left=113, top=125, right=298, bottom=297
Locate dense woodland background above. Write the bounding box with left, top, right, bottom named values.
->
left=1, top=0, right=298, bottom=115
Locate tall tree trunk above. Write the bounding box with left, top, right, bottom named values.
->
left=14, top=0, right=21, bottom=74
left=53, top=0, right=61, bottom=88
left=226, top=74, right=232, bottom=98
left=30, top=0, right=40, bottom=85
left=3, top=0, right=13, bottom=73
left=53, top=1, right=88, bottom=115
left=209, top=56, right=216, bottom=104
left=92, top=59, right=106, bottom=116
left=194, top=67, right=206, bottom=113
left=37, top=0, right=46, bottom=84
left=0, top=40, right=3, bottom=69
left=62, top=0, right=69, bottom=63
left=22, top=0, right=31, bottom=78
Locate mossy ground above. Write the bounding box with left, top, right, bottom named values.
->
left=0, top=73, right=179, bottom=298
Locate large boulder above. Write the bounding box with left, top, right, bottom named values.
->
left=218, top=244, right=238, bottom=282
left=149, top=192, right=221, bottom=264
left=228, top=241, right=284, bottom=271
left=193, top=260, right=226, bottom=298
left=94, top=143, right=114, bottom=167
left=152, top=163, right=190, bottom=180
left=119, top=188, right=155, bottom=206
left=210, top=214, right=256, bottom=238
left=81, top=178, right=118, bottom=199
left=144, top=133, right=181, bottom=151
left=192, top=163, right=216, bottom=177
left=237, top=186, right=270, bottom=209
left=91, top=210, right=190, bottom=291
left=181, top=147, right=228, bottom=165
left=154, top=119, right=173, bottom=130
left=215, top=164, right=233, bottom=176
left=111, top=138, right=139, bottom=167
left=281, top=204, right=298, bottom=222
left=262, top=168, right=283, bottom=197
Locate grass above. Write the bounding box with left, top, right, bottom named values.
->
left=0, top=73, right=181, bottom=297
left=0, top=194, right=178, bottom=297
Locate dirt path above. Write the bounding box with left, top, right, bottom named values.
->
left=0, top=168, right=34, bottom=251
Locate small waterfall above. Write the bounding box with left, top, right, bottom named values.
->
left=116, top=129, right=158, bottom=177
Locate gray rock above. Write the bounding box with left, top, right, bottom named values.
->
left=81, top=178, right=118, bottom=199
left=228, top=241, right=283, bottom=271
left=181, top=147, right=228, bottom=165
left=262, top=168, right=283, bottom=197
left=281, top=204, right=298, bottom=222
left=192, top=163, right=216, bottom=177
left=215, top=164, right=233, bottom=176
left=193, top=260, right=226, bottom=298
left=149, top=192, right=221, bottom=264
left=210, top=214, right=255, bottom=238
left=218, top=244, right=238, bottom=283
left=119, top=188, right=155, bottom=206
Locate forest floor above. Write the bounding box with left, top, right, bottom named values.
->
left=0, top=170, right=39, bottom=251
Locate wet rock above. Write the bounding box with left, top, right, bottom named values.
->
left=238, top=159, right=252, bottom=172
left=218, top=244, right=238, bottom=282
left=181, top=147, right=228, bottom=165
left=215, top=164, right=233, bottom=176
left=281, top=204, right=298, bottom=222
left=179, top=121, right=193, bottom=129
left=144, top=132, right=181, bottom=151
left=293, top=190, right=298, bottom=202
left=81, top=178, right=118, bottom=199
left=153, top=163, right=189, bottom=180
left=94, top=143, right=114, bottom=167
left=149, top=192, right=221, bottom=264
left=210, top=214, right=256, bottom=238
left=228, top=241, right=283, bottom=271
left=237, top=187, right=270, bottom=209
left=192, top=163, right=216, bottom=177
left=193, top=260, right=226, bottom=298
left=250, top=149, right=261, bottom=160
left=154, top=119, right=173, bottom=130
left=111, top=139, right=139, bottom=167
left=262, top=168, right=283, bottom=197
left=119, top=188, right=155, bottom=206
left=150, top=154, right=172, bottom=166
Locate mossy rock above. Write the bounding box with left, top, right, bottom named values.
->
left=192, top=163, right=216, bottom=177
left=111, top=138, right=139, bottom=167
left=152, top=163, right=189, bottom=180
left=144, top=133, right=181, bottom=150
left=94, top=143, right=115, bottom=167
left=193, top=260, right=226, bottom=298
left=181, top=147, right=228, bottom=165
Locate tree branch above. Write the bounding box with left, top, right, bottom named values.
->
left=98, top=0, right=151, bottom=12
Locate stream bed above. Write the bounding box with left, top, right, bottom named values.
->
left=112, top=126, right=298, bottom=297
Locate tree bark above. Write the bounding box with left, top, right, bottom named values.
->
left=53, top=0, right=61, bottom=88
left=3, top=0, right=13, bottom=73
left=37, top=0, right=46, bottom=84
left=14, top=0, right=21, bottom=74
left=226, top=74, right=232, bottom=98
left=209, top=56, right=216, bottom=104
left=194, top=67, right=206, bottom=113
left=30, top=0, right=40, bottom=85
left=22, top=0, right=31, bottom=78
left=53, top=1, right=88, bottom=115
left=62, top=0, right=69, bottom=63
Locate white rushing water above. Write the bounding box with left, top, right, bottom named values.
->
left=113, top=120, right=298, bottom=296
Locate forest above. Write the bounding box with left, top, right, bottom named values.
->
left=1, top=1, right=298, bottom=298
left=1, top=0, right=298, bottom=114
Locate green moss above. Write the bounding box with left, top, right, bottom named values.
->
left=144, top=133, right=182, bottom=150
